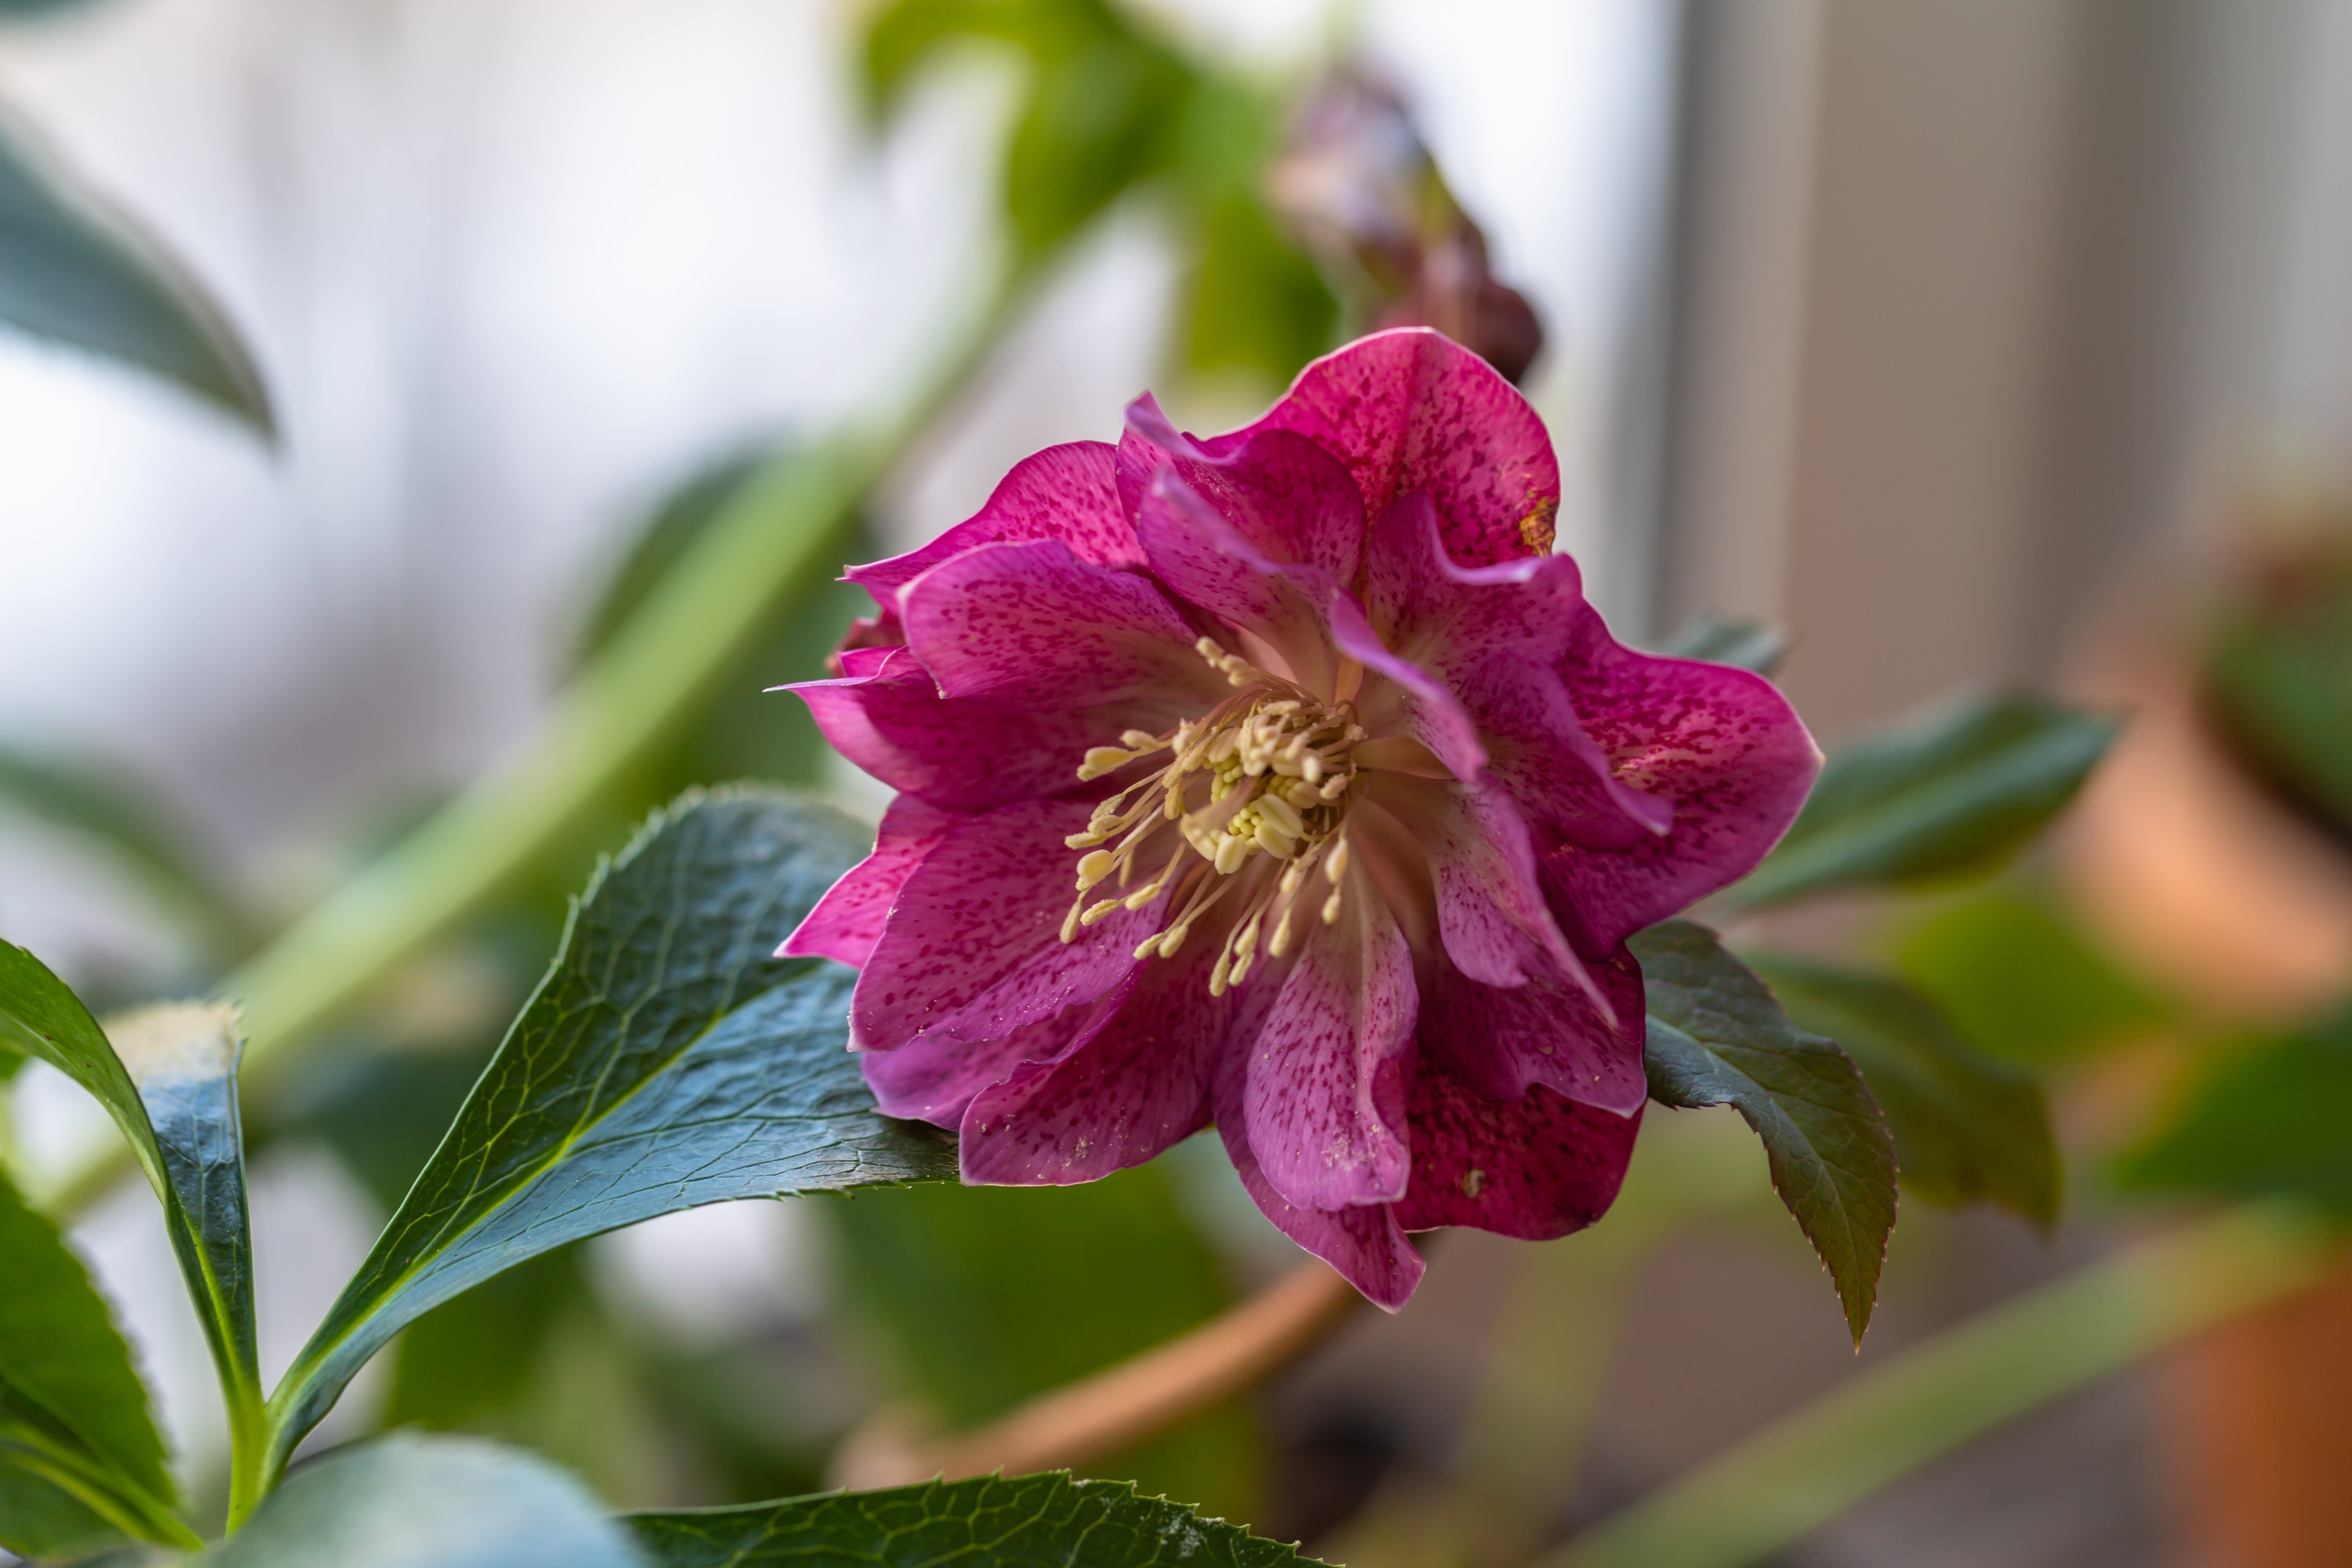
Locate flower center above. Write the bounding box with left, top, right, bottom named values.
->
left=1058, top=637, right=1365, bottom=995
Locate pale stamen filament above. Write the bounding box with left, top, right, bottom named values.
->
left=1061, top=635, right=1366, bottom=991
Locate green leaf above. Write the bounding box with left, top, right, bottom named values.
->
left=0, top=951, right=263, bottom=1495
left=1658, top=615, right=1787, bottom=677
left=265, top=787, right=958, bottom=1474
left=0, top=742, right=244, bottom=945
left=0, top=1167, right=196, bottom=1557
left=829, top=1169, right=1261, bottom=1519
left=1633, top=920, right=1896, bottom=1343
left=202, top=1433, right=644, bottom=1568
left=2116, top=1008, right=2352, bottom=1214
left=1731, top=692, right=2118, bottom=910
left=1894, top=890, right=2170, bottom=1067
left=1746, top=957, right=2059, bottom=1229
left=0, top=112, right=273, bottom=435
left=1176, top=194, right=1336, bottom=388
left=2205, top=552, right=2352, bottom=838
left=629, top=1471, right=1317, bottom=1568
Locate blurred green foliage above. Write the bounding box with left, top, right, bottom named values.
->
left=2207, top=548, right=2352, bottom=840
left=2116, top=1007, right=2352, bottom=1214
left=826, top=1166, right=1261, bottom=1519
left=863, top=0, right=1336, bottom=388
left=1754, top=956, right=2058, bottom=1228
left=1895, top=890, right=2170, bottom=1069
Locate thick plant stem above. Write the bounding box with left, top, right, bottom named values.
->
left=40, top=267, right=1031, bottom=1223
left=1552, top=1202, right=2337, bottom=1568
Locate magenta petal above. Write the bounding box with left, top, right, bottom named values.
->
left=1135, top=472, right=1338, bottom=692
left=787, top=646, right=1163, bottom=812
left=1122, top=394, right=1366, bottom=581
left=1392, top=1068, right=1641, bottom=1239
left=780, top=794, right=963, bottom=968
left=1326, top=590, right=1487, bottom=780
left=1243, top=893, right=1418, bottom=1210
left=900, top=539, right=1221, bottom=712
left=1420, top=947, right=1647, bottom=1114
left=1458, top=650, right=1670, bottom=858
left=957, top=939, right=1226, bottom=1185
left=1544, top=619, right=1822, bottom=951
left=1214, top=1051, right=1423, bottom=1311
left=862, top=992, right=1114, bottom=1126
left=1359, top=775, right=1581, bottom=993
left=847, top=441, right=1142, bottom=617
left=1245, top=327, right=1559, bottom=568
left=851, top=797, right=1157, bottom=1051
left=1365, top=492, right=1588, bottom=675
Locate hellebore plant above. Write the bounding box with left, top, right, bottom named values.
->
left=784, top=328, right=1819, bottom=1306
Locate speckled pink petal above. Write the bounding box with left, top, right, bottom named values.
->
left=846, top=441, right=1141, bottom=628
left=1419, top=946, right=1647, bottom=1114
left=1135, top=472, right=1339, bottom=693
left=1214, top=1049, right=1423, bottom=1311
left=1358, top=775, right=1583, bottom=994
left=1241, top=327, right=1559, bottom=568
left=851, top=797, right=1159, bottom=1052
left=786, top=646, right=1174, bottom=813
left=1363, top=492, right=1588, bottom=672
left=1243, top=891, right=1418, bottom=1210
left=779, top=794, right=964, bottom=968
left=900, top=539, right=1222, bottom=712
left=1326, top=589, right=1487, bottom=781
left=1544, top=619, right=1821, bottom=952
left=860, top=989, right=1118, bottom=1126
left=957, top=938, right=1228, bottom=1185
left=1391, top=1068, right=1642, bottom=1238
left=1458, top=650, right=1670, bottom=862
left=1121, top=394, right=1366, bottom=581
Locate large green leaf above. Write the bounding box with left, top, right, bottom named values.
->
left=0, top=1167, right=196, bottom=1557
left=2116, top=1008, right=2352, bottom=1214
left=1633, top=920, right=1896, bottom=1343
left=0, top=742, right=247, bottom=944
left=630, top=1472, right=1315, bottom=1568
left=1747, top=957, right=2058, bottom=1229
left=0, top=951, right=262, bottom=1486
left=0, top=112, right=272, bottom=435
left=202, top=1433, right=643, bottom=1568
left=1730, top=692, right=2117, bottom=909
left=265, top=788, right=957, bottom=1474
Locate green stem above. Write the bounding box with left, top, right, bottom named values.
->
left=1550, top=1202, right=2338, bottom=1568
left=41, top=262, right=1033, bottom=1224
left=222, top=1381, right=267, bottom=1533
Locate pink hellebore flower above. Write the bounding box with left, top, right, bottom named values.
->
left=783, top=328, right=1818, bottom=1308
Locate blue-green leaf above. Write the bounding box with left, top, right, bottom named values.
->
left=0, top=1167, right=196, bottom=1557
left=1746, top=956, right=2059, bottom=1229
left=629, top=1471, right=1317, bottom=1568
left=1730, top=692, right=2118, bottom=909
left=0, top=111, right=273, bottom=435
left=265, top=787, right=957, bottom=1474
left=203, top=1434, right=644, bottom=1568
left=1633, top=920, right=1896, bottom=1344
left=0, top=951, right=261, bottom=1476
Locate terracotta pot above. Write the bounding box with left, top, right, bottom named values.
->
left=2063, top=605, right=2352, bottom=1568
